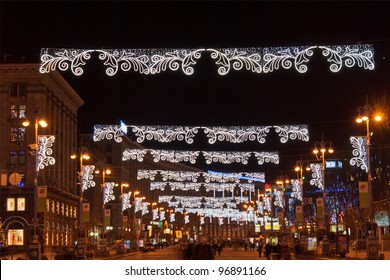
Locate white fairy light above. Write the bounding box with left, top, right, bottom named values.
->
left=93, top=124, right=124, bottom=143
left=290, top=179, right=302, bottom=201
left=202, top=126, right=272, bottom=144
left=37, top=135, right=56, bottom=170
left=103, top=182, right=115, bottom=205
left=170, top=213, right=175, bottom=222
left=349, top=136, right=368, bottom=172
left=310, top=163, right=323, bottom=189
left=252, top=151, right=279, bottom=165
left=121, top=193, right=132, bottom=212
left=130, top=125, right=200, bottom=144
left=160, top=211, right=165, bottom=221
left=274, top=191, right=284, bottom=208
left=152, top=208, right=159, bottom=220
left=82, top=165, right=96, bottom=192
left=273, top=125, right=309, bottom=143
left=122, top=149, right=148, bottom=162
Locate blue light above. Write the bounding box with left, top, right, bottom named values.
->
left=120, top=120, right=128, bottom=135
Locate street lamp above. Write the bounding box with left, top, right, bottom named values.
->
left=276, top=176, right=290, bottom=233
left=70, top=149, right=90, bottom=246
left=22, top=114, right=48, bottom=258
left=294, top=159, right=311, bottom=214
left=313, top=136, right=334, bottom=230
left=356, top=101, right=383, bottom=220
left=94, top=168, right=112, bottom=241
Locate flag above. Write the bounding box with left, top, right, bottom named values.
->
left=316, top=198, right=323, bottom=218
left=104, top=209, right=111, bottom=226
left=359, top=181, right=369, bottom=208
left=82, top=203, right=90, bottom=223
left=296, top=205, right=303, bottom=222
left=37, top=186, right=47, bottom=212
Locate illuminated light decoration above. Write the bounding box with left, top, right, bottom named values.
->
left=273, top=125, right=309, bottom=143
left=256, top=201, right=264, bottom=215
left=264, top=197, right=272, bottom=212
left=150, top=182, right=167, bottom=191
left=219, top=217, right=224, bottom=225
left=274, top=191, right=284, bottom=208
left=137, top=169, right=159, bottom=180
left=204, top=183, right=237, bottom=193
left=243, top=172, right=266, bottom=183
left=40, top=48, right=94, bottom=76
left=152, top=209, right=159, bottom=220
left=121, top=193, right=132, bottom=212
left=130, top=125, right=200, bottom=144
left=150, top=149, right=200, bottom=164
left=319, top=44, right=374, bottom=73
left=158, top=195, right=248, bottom=209
left=141, top=202, right=149, bottom=216
left=37, top=135, right=56, bottom=170
left=160, top=170, right=201, bottom=182
left=202, top=151, right=252, bottom=165
left=103, top=182, right=115, bottom=204
left=310, top=163, right=323, bottom=189
left=134, top=197, right=143, bottom=212
left=349, top=136, right=368, bottom=172
left=184, top=215, right=190, bottom=224
left=202, top=126, right=272, bottom=144
left=93, top=125, right=124, bottom=143
left=169, top=182, right=202, bottom=191
left=170, top=213, right=175, bottom=222
left=81, top=165, right=96, bottom=192
left=160, top=211, right=165, bottom=221
left=290, top=179, right=302, bottom=201
left=122, top=149, right=148, bottom=162
left=200, top=216, right=205, bottom=225
left=253, top=151, right=279, bottom=165
left=203, top=171, right=242, bottom=183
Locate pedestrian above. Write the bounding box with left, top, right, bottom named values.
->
left=191, top=237, right=215, bottom=260
left=216, top=243, right=223, bottom=256
left=257, top=243, right=263, bottom=258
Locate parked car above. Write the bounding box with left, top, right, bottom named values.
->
left=143, top=242, right=155, bottom=252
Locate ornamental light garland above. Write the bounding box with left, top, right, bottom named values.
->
left=350, top=136, right=368, bottom=172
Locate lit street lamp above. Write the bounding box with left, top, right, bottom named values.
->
left=313, top=136, right=334, bottom=230
left=356, top=101, right=383, bottom=220
left=275, top=176, right=290, bottom=233
left=22, top=114, right=48, bottom=259
left=294, top=159, right=311, bottom=217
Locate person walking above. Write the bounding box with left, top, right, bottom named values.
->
left=216, top=243, right=223, bottom=256
left=191, top=237, right=215, bottom=260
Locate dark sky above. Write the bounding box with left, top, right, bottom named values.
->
left=1, top=1, right=390, bottom=178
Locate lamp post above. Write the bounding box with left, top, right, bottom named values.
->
left=70, top=149, right=90, bottom=246
left=276, top=176, right=290, bottom=234
left=132, top=190, right=140, bottom=249
left=95, top=168, right=112, bottom=242
left=22, top=114, right=47, bottom=259
left=356, top=101, right=383, bottom=221
left=294, top=159, right=311, bottom=226
left=313, top=136, right=334, bottom=230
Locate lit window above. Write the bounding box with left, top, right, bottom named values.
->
left=9, top=104, right=26, bottom=119
left=17, top=198, right=25, bottom=211
left=7, top=198, right=15, bottom=211
left=8, top=229, right=24, bottom=246
left=9, top=127, right=26, bottom=143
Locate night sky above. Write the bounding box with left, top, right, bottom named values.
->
left=1, top=1, right=389, bottom=178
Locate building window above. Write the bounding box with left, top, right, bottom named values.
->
left=9, top=127, right=26, bottom=143
left=10, top=104, right=26, bottom=119
left=8, top=229, right=24, bottom=246
left=17, top=198, right=25, bottom=211
left=7, top=198, right=15, bottom=211
left=9, top=150, right=26, bottom=166
left=10, top=83, right=27, bottom=98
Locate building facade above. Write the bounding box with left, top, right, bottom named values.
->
left=0, top=64, right=84, bottom=256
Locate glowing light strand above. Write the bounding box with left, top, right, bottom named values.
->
left=121, top=193, right=132, bottom=211
left=202, top=126, right=271, bottom=144
left=253, top=151, right=280, bottom=165
left=130, top=125, right=200, bottom=144
left=290, top=179, right=302, bottom=201
left=349, top=136, right=368, bottom=172
left=273, top=125, right=309, bottom=143
left=310, top=163, right=323, bottom=189
left=81, top=165, right=96, bottom=192
left=93, top=125, right=124, bottom=143
left=103, top=182, right=115, bottom=204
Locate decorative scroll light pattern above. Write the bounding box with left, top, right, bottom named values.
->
left=290, top=179, right=302, bottom=201
left=93, top=125, right=124, bottom=143
left=121, top=193, right=132, bottom=212
left=150, top=150, right=200, bottom=164
left=256, top=201, right=264, bottom=215
left=319, top=44, right=375, bottom=73
left=253, top=152, right=279, bottom=165
left=159, top=195, right=249, bottom=208
left=273, top=125, right=309, bottom=143
left=81, top=165, right=96, bottom=192
left=122, top=149, right=148, bottom=162
left=202, top=151, right=252, bottom=164
left=134, top=197, right=143, bottom=212
left=137, top=169, right=159, bottom=180
left=274, top=191, right=284, bottom=208
left=159, top=211, right=165, bottom=221
left=243, top=172, right=266, bottom=183
left=37, top=136, right=56, bottom=171
left=202, top=126, right=272, bottom=144
left=103, top=182, right=115, bottom=204
left=204, top=183, right=237, bottom=193
left=150, top=182, right=167, bottom=191
left=41, top=45, right=374, bottom=76
left=310, top=163, right=323, bottom=189
left=170, top=213, right=175, bottom=222
left=160, top=170, right=201, bottom=182
left=184, top=215, right=190, bottom=224
left=152, top=209, right=159, bottom=220
left=131, top=126, right=200, bottom=144
left=350, top=136, right=368, bottom=172
left=141, top=202, right=149, bottom=216
left=264, top=197, right=272, bottom=212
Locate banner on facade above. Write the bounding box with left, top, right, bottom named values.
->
left=82, top=203, right=90, bottom=223
left=316, top=198, right=323, bottom=218
left=37, top=186, right=47, bottom=212
left=104, top=209, right=111, bottom=226
left=359, top=181, right=369, bottom=208
left=296, top=205, right=303, bottom=222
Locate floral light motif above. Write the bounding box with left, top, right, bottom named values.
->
left=253, top=151, right=279, bottom=165
left=93, top=125, right=124, bottom=143
left=170, top=213, right=175, bottom=222
left=310, top=163, right=323, bottom=189
left=121, top=193, right=132, bottom=211
left=103, top=182, right=115, bottom=204
left=81, top=165, right=96, bottom=192
left=152, top=208, right=159, bottom=221
left=37, top=135, right=56, bottom=171
left=349, top=136, right=368, bottom=172
left=202, top=126, right=271, bottom=144
left=150, top=150, right=200, bottom=164
left=40, top=45, right=374, bottom=76
left=274, top=191, right=284, bottom=208
left=122, top=149, right=148, bottom=162
left=202, top=151, right=252, bottom=164
left=290, top=179, right=302, bottom=201
left=319, top=44, right=374, bottom=72
left=273, top=125, right=309, bottom=143
left=130, top=125, right=200, bottom=144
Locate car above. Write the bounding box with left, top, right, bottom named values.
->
left=143, top=242, right=155, bottom=252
